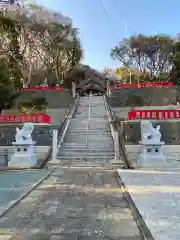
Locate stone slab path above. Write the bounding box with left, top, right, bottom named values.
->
left=118, top=169, right=180, bottom=240
left=0, top=166, right=143, bottom=240
left=0, top=170, right=50, bottom=217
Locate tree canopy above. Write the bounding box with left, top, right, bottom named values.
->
left=111, top=34, right=180, bottom=84
left=0, top=2, right=86, bottom=111
left=0, top=3, right=84, bottom=89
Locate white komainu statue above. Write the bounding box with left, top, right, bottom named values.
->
left=15, top=122, right=35, bottom=143
left=141, top=120, right=161, bottom=142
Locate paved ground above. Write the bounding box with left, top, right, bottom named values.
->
left=0, top=165, right=143, bottom=240
left=117, top=169, right=180, bottom=240
left=0, top=170, right=50, bottom=217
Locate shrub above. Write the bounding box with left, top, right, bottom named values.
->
left=125, top=95, right=144, bottom=106
left=31, top=96, right=48, bottom=106
left=4, top=91, right=21, bottom=109
left=18, top=96, right=48, bottom=113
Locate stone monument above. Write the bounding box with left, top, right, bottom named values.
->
left=138, top=120, right=166, bottom=168
left=8, top=122, right=37, bottom=168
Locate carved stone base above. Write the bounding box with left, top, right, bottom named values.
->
left=9, top=142, right=37, bottom=168
left=138, top=154, right=166, bottom=169
left=8, top=154, right=37, bottom=168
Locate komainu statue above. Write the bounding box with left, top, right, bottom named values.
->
left=140, top=120, right=161, bottom=142
left=15, top=122, right=35, bottom=143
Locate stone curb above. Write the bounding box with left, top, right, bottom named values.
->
left=115, top=170, right=155, bottom=240
left=0, top=169, right=54, bottom=218
left=0, top=166, right=48, bottom=171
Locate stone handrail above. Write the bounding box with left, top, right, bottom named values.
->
left=104, top=95, right=120, bottom=160
left=38, top=95, right=80, bottom=168
left=56, top=95, right=80, bottom=155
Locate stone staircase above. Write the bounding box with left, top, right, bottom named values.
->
left=57, top=95, right=114, bottom=164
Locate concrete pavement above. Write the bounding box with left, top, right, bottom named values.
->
left=117, top=169, right=180, bottom=240
left=0, top=166, right=143, bottom=240
left=0, top=170, right=51, bottom=218
left=0, top=96, right=143, bottom=239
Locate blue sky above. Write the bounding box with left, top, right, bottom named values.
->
left=36, top=0, right=180, bottom=71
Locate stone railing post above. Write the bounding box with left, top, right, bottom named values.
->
left=52, top=128, right=58, bottom=162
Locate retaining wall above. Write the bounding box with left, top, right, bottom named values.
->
left=2, top=89, right=74, bottom=125
left=108, top=86, right=180, bottom=107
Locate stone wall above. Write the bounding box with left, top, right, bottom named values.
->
left=2, top=89, right=74, bottom=125
left=109, top=87, right=180, bottom=145
left=13, top=89, right=73, bottom=109
left=108, top=86, right=180, bottom=107
left=113, top=106, right=180, bottom=120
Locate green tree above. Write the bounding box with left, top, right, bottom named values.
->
left=1, top=3, right=83, bottom=88
left=41, top=22, right=83, bottom=85
left=170, top=40, right=180, bottom=85
left=0, top=14, right=22, bottom=112
left=0, top=13, right=22, bottom=89
left=111, top=34, right=174, bottom=81
left=65, top=64, right=86, bottom=88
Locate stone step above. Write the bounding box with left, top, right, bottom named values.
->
left=66, top=132, right=112, bottom=136
left=57, top=156, right=114, bottom=160
left=61, top=143, right=113, bottom=149
left=68, top=127, right=110, bottom=129
left=57, top=151, right=114, bottom=157
left=63, top=139, right=113, bottom=144
left=75, top=112, right=106, bottom=114
left=64, top=136, right=112, bottom=142
left=61, top=96, right=114, bottom=162
left=69, top=124, right=110, bottom=127
left=63, top=143, right=113, bottom=146
left=68, top=131, right=111, bottom=134
left=64, top=136, right=113, bottom=140
left=65, top=132, right=112, bottom=135
left=69, top=122, right=109, bottom=125
left=74, top=116, right=106, bottom=119
left=70, top=120, right=108, bottom=123
left=63, top=143, right=114, bottom=148
left=68, top=125, right=109, bottom=128
left=65, top=136, right=112, bottom=140
left=61, top=148, right=114, bottom=152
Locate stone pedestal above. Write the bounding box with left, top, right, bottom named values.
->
left=8, top=141, right=37, bottom=168
left=138, top=141, right=166, bottom=168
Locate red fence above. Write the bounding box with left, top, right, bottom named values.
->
left=111, top=82, right=173, bottom=88
left=23, top=86, right=64, bottom=90
left=128, top=109, right=180, bottom=120
left=0, top=113, right=51, bottom=123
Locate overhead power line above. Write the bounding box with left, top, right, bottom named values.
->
left=98, top=0, right=117, bottom=31
left=98, top=0, right=128, bottom=37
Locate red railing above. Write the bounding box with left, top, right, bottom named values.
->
left=0, top=113, right=51, bottom=123
left=23, top=86, right=64, bottom=90
left=128, top=109, right=180, bottom=120
left=111, top=82, right=173, bottom=88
